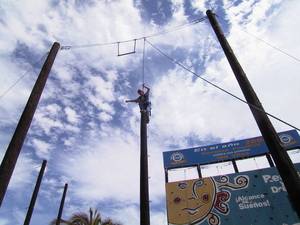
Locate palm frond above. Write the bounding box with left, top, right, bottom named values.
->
left=50, top=208, right=120, bottom=225
left=102, top=218, right=122, bottom=225
left=70, top=213, right=89, bottom=225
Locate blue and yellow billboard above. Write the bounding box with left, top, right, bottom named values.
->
left=163, top=130, right=300, bottom=169
left=166, top=164, right=300, bottom=225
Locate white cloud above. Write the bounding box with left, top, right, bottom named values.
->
left=106, top=205, right=139, bottom=225
left=0, top=59, right=35, bottom=126
left=0, top=1, right=60, bottom=54
left=12, top=207, right=26, bottom=225
left=191, top=0, right=206, bottom=14
left=45, top=103, right=61, bottom=115
left=64, top=106, right=80, bottom=124
left=88, top=75, right=115, bottom=101
left=9, top=153, right=39, bottom=190
left=63, top=137, right=76, bottom=147
left=105, top=205, right=167, bottom=225
left=0, top=218, right=9, bottom=225
left=151, top=65, right=257, bottom=142
left=57, top=120, right=163, bottom=199
left=31, top=138, right=51, bottom=159
left=148, top=143, right=168, bottom=203
left=170, top=0, right=186, bottom=23
left=151, top=210, right=168, bottom=224
left=98, top=111, right=113, bottom=122
left=60, top=130, right=140, bottom=203
left=33, top=111, right=64, bottom=135
left=65, top=124, right=80, bottom=133
left=54, top=64, right=74, bottom=82
left=223, top=0, right=300, bottom=132
left=150, top=0, right=300, bottom=144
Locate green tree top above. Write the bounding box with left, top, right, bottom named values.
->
left=51, top=208, right=122, bottom=225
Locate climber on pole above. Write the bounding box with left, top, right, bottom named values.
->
left=126, top=84, right=151, bottom=123
left=126, top=84, right=151, bottom=225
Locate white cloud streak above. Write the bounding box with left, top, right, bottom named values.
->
left=60, top=129, right=141, bottom=203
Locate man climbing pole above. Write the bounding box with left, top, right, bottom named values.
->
left=126, top=84, right=151, bottom=225
left=126, top=84, right=151, bottom=123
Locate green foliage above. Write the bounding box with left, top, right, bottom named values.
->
left=51, top=208, right=122, bottom=225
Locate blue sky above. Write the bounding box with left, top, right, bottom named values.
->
left=0, top=0, right=300, bottom=224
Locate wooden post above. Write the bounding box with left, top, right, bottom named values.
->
left=56, top=183, right=68, bottom=225
left=140, top=111, right=150, bottom=225
left=23, top=160, right=47, bottom=225
left=206, top=10, right=300, bottom=217
left=0, top=42, right=60, bottom=206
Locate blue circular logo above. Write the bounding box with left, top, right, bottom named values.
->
left=171, top=152, right=184, bottom=162
left=279, top=134, right=293, bottom=144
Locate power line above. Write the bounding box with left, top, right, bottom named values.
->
left=213, top=12, right=300, bottom=63
left=145, top=17, right=206, bottom=38
left=142, top=38, right=146, bottom=85
left=146, top=40, right=300, bottom=132
left=240, top=29, right=300, bottom=63
left=0, top=52, right=49, bottom=101
left=60, top=17, right=206, bottom=50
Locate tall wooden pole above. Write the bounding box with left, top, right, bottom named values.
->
left=0, top=42, right=60, bottom=206
left=23, top=160, right=47, bottom=225
left=56, top=183, right=68, bottom=225
left=206, top=10, right=300, bottom=217
left=140, top=111, right=150, bottom=225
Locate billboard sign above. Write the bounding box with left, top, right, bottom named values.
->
left=163, top=130, right=300, bottom=169
left=165, top=163, right=300, bottom=225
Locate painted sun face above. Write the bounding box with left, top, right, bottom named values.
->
left=167, top=178, right=216, bottom=225
left=166, top=175, right=249, bottom=225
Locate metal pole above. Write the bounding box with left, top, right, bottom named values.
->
left=0, top=42, right=60, bottom=206
left=164, top=169, right=169, bottom=183
left=140, top=111, right=150, bottom=225
left=23, top=160, right=47, bottom=225
left=206, top=10, right=300, bottom=217
left=232, top=159, right=239, bottom=173
left=266, top=153, right=275, bottom=167
left=56, top=183, right=68, bottom=225
left=197, top=165, right=202, bottom=178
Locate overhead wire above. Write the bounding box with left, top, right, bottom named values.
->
left=213, top=12, right=300, bottom=64
left=142, top=38, right=146, bottom=85
left=146, top=39, right=300, bottom=132
left=240, top=29, right=300, bottom=63
left=60, top=13, right=300, bottom=65
left=0, top=52, right=49, bottom=101
left=60, top=17, right=206, bottom=50
left=144, top=17, right=206, bottom=38
left=8, top=13, right=296, bottom=131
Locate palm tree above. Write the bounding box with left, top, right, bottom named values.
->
left=51, top=208, right=122, bottom=225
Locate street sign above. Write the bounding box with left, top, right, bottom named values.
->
left=163, top=130, right=300, bottom=169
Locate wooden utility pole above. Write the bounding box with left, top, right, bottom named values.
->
left=206, top=9, right=300, bottom=217
left=0, top=42, right=60, bottom=206
left=140, top=111, right=150, bottom=225
left=56, top=183, right=68, bottom=225
left=23, top=160, right=47, bottom=225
